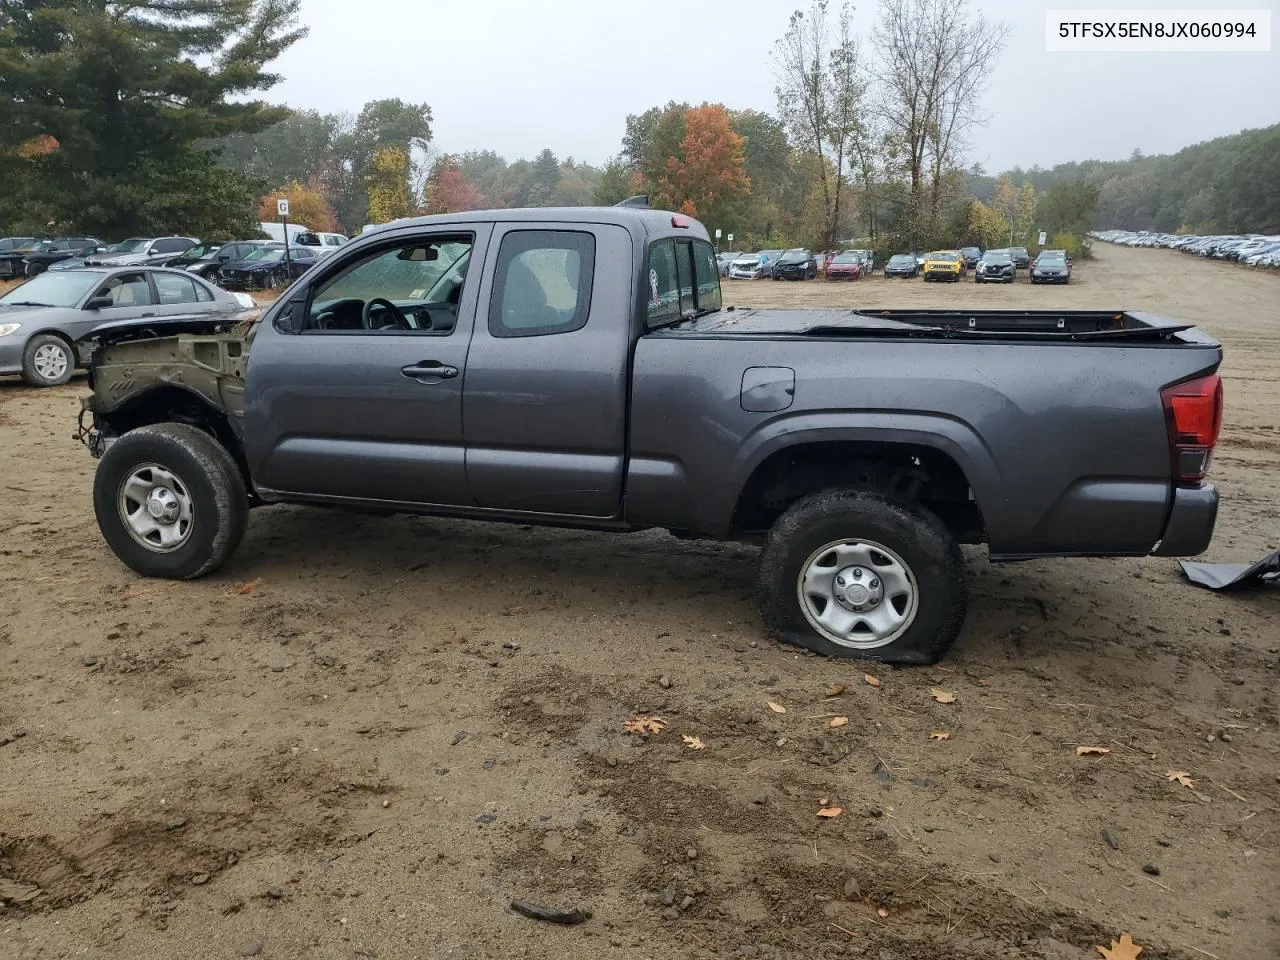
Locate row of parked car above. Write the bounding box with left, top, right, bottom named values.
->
left=719, top=245, right=1071, bottom=284
left=717, top=248, right=879, bottom=281
left=0, top=227, right=351, bottom=389
left=1091, top=230, right=1280, bottom=268
left=0, top=227, right=349, bottom=285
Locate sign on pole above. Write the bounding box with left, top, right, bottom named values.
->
left=277, top=198, right=290, bottom=217
left=715, top=228, right=722, bottom=239
left=1038, top=230, right=1047, bottom=246
left=727, top=233, right=734, bottom=244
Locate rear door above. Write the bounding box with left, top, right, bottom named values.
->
left=243, top=226, right=492, bottom=506
left=462, top=222, right=633, bottom=516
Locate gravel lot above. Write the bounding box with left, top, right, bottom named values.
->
left=1, top=243, right=1277, bottom=960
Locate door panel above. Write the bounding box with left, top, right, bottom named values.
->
left=463, top=223, right=632, bottom=516
left=243, top=225, right=492, bottom=505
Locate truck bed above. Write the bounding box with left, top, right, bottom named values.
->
left=663, top=308, right=1216, bottom=344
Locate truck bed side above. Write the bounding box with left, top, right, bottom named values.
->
left=626, top=333, right=1221, bottom=557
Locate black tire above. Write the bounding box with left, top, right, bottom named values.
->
left=93, top=423, right=248, bottom=580
left=758, top=488, right=967, bottom=665
left=20, top=333, right=76, bottom=387
left=25, top=261, right=46, bottom=278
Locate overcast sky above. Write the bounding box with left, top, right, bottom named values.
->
left=267, top=0, right=1278, bottom=171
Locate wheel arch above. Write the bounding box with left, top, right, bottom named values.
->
left=725, top=415, right=1003, bottom=543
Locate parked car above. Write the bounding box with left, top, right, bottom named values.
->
left=773, top=248, right=818, bottom=280
left=825, top=251, right=864, bottom=280
left=84, top=236, right=199, bottom=267
left=21, top=237, right=106, bottom=277
left=75, top=205, right=1224, bottom=667
left=295, top=231, right=350, bottom=255
left=259, top=221, right=309, bottom=244
left=974, top=251, right=1015, bottom=283
left=883, top=254, right=919, bottom=278
left=922, top=250, right=965, bottom=282
left=715, top=251, right=739, bottom=277
left=1030, top=252, right=1071, bottom=284
left=960, top=246, right=983, bottom=269
left=914, top=252, right=927, bottom=269
left=729, top=253, right=764, bottom=280
left=1037, top=248, right=1073, bottom=267
left=165, top=241, right=271, bottom=279
left=0, top=267, right=252, bottom=386
left=0, top=238, right=47, bottom=279
left=218, top=244, right=322, bottom=289
left=758, top=249, right=784, bottom=278
left=1009, top=247, right=1031, bottom=269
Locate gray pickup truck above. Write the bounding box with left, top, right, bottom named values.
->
left=76, top=206, right=1224, bottom=664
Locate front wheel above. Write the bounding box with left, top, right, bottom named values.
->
left=93, top=423, right=248, bottom=580
left=758, top=489, right=967, bottom=664
left=21, top=333, right=75, bottom=387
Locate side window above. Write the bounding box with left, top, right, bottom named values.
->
left=96, top=273, right=154, bottom=307
left=692, top=241, right=723, bottom=312
left=646, top=240, right=680, bottom=325
left=300, top=234, right=474, bottom=334
left=645, top=238, right=720, bottom=327
left=488, top=230, right=594, bottom=338
left=157, top=238, right=190, bottom=254
left=154, top=273, right=201, bottom=304
left=193, top=279, right=215, bottom=302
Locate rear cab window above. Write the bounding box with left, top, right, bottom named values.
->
left=646, top=238, right=722, bottom=327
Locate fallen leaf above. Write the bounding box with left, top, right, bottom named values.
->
left=876, top=907, right=889, bottom=918
left=1165, top=769, right=1196, bottom=788
left=930, top=688, right=956, bottom=704
left=622, top=716, right=667, bottom=735
left=767, top=701, right=787, bottom=715
left=929, top=731, right=951, bottom=741
left=976, top=679, right=992, bottom=687
left=816, top=807, right=844, bottom=819
left=682, top=735, right=706, bottom=750
left=824, top=683, right=848, bottom=698
left=864, top=674, right=881, bottom=688
left=1076, top=746, right=1111, bottom=757
left=231, top=578, right=264, bottom=595
left=829, top=716, right=849, bottom=728
left=1095, top=932, right=1143, bottom=960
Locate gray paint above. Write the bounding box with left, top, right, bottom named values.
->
left=221, top=206, right=1221, bottom=560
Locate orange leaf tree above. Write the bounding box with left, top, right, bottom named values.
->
left=657, top=104, right=751, bottom=232
left=259, top=181, right=338, bottom=232
left=422, top=155, right=487, bottom=215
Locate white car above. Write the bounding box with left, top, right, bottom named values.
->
left=295, top=231, right=349, bottom=255
left=729, top=254, right=764, bottom=279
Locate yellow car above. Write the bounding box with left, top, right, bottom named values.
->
left=922, top=250, right=965, bottom=282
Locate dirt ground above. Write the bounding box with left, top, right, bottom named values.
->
left=1, top=243, right=1277, bottom=960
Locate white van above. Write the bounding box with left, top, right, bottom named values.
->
left=259, top=221, right=308, bottom=243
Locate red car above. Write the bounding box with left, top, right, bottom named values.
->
left=825, top=251, right=864, bottom=280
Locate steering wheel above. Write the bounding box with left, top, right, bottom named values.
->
left=362, top=297, right=411, bottom=331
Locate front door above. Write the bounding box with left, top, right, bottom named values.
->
left=243, top=226, right=492, bottom=506
left=462, top=223, right=633, bottom=516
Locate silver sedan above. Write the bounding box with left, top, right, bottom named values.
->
left=0, top=267, right=253, bottom=386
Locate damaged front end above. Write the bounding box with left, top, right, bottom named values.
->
left=76, top=312, right=257, bottom=458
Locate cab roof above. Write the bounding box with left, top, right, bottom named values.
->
left=363, top=206, right=711, bottom=243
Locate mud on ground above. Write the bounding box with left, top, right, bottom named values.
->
left=1, top=244, right=1277, bottom=960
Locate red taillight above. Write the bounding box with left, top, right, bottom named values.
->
left=1161, top=373, right=1223, bottom=484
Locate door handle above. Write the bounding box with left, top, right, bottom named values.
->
left=401, top=360, right=459, bottom=381
left=141, top=312, right=156, bottom=318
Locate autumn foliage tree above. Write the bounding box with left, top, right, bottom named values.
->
left=422, top=155, right=486, bottom=214
left=656, top=105, right=751, bottom=229
left=259, top=180, right=337, bottom=231
left=367, top=147, right=413, bottom=224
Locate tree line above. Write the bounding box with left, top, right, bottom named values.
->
left=2, top=0, right=1271, bottom=251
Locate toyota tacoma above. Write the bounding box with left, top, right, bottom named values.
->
left=74, top=205, right=1224, bottom=664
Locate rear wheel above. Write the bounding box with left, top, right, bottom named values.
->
left=21, top=333, right=75, bottom=387
left=93, top=423, right=248, bottom=580
left=25, top=262, right=46, bottom=278
left=758, top=488, right=967, bottom=665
